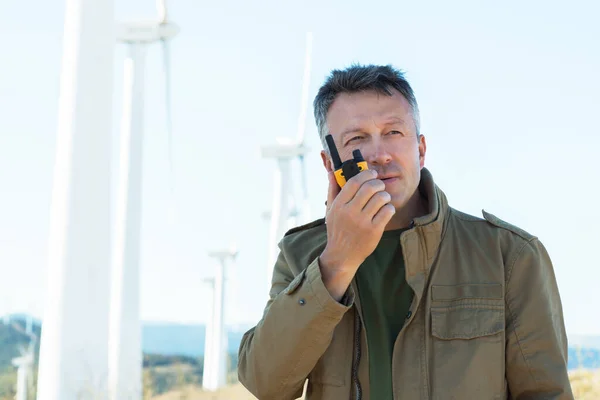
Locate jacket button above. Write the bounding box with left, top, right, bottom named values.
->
left=406, top=311, right=412, bottom=319
left=298, top=299, right=306, bottom=306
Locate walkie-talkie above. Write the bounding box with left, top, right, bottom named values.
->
left=325, top=134, right=369, bottom=188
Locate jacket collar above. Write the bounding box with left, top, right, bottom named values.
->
left=406, top=167, right=449, bottom=262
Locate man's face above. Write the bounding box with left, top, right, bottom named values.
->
left=321, top=88, right=426, bottom=211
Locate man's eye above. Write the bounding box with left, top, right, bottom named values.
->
left=348, top=136, right=363, bottom=143
left=388, top=130, right=403, bottom=136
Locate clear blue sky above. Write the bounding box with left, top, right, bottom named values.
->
left=1, top=0, right=599, bottom=335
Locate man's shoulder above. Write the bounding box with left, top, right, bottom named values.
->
left=283, top=217, right=326, bottom=238
left=449, top=207, right=536, bottom=242
left=280, top=217, right=327, bottom=249
left=279, top=218, right=327, bottom=262
left=480, top=209, right=536, bottom=242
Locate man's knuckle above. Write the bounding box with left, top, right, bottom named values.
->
left=377, top=191, right=390, bottom=202
left=357, top=217, right=370, bottom=230
left=347, top=179, right=360, bottom=191
left=362, top=180, right=379, bottom=194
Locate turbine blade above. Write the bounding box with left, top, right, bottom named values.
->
left=296, top=32, right=313, bottom=144
left=156, top=0, right=167, bottom=23
left=162, top=39, right=176, bottom=221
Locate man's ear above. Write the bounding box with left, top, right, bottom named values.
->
left=321, top=150, right=335, bottom=208
left=418, top=134, right=427, bottom=169
left=320, top=150, right=333, bottom=172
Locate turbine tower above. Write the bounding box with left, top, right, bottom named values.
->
left=12, top=342, right=35, bottom=400
left=203, top=247, right=238, bottom=391
left=261, top=32, right=313, bottom=295
left=109, top=1, right=179, bottom=399
left=201, top=277, right=215, bottom=391
left=36, top=0, right=115, bottom=398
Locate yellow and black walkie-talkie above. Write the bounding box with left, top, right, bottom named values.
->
left=326, top=134, right=369, bottom=188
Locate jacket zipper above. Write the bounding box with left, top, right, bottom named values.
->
left=352, top=309, right=362, bottom=400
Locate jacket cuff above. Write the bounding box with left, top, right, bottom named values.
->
left=305, top=256, right=355, bottom=314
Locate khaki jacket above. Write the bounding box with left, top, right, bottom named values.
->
left=238, top=168, right=573, bottom=400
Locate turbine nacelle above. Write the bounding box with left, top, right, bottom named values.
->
left=260, top=139, right=310, bottom=159
left=115, top=20, right=179, bottom=43
left=208, top=248, right=238, bottom=261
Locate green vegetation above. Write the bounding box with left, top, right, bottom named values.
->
left=143, top=354, right=203, bottom=397
left=142, top=353, right=238, bottom=398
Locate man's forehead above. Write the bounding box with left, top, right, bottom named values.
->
left=326, top=90, right=413, bottom=132
left=328, top=89, right=410, bottom=115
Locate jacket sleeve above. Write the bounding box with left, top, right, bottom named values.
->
left=237, top=244, right=355, bottom=400
left=505, top=238, right=574, bottom=399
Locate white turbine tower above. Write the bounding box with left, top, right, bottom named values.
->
left=261, top=32, right=313, bottom=295
left=24, top=302, right=34, bottom=335
left=203, top=247, right=238, bottom=391
left=201, top=277, right=215, bottom=391
left=109, top=1, right=178, bottom=399
left=12, top=342, right=35, bottom=400
left=36, top=0, right=114, bottom=398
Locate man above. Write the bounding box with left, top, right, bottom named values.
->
left=237, top=64, right=573, bottom=400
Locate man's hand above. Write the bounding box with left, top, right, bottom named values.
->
left=319, top=168, right=395, bottom=301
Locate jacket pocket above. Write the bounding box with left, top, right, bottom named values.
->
left=431, top=304, right=504, bottom=340
left=429, top=284, right=506, bottom=399
left=431, top=283, right=505, bottom=340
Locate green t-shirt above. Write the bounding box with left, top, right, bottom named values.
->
left=355, top=228, right=414, bottom=400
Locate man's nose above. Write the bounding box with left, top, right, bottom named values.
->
left=365, top=141, right=392, bottom=165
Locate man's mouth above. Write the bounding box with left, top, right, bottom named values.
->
left=380, top=176, right=399, bottom=183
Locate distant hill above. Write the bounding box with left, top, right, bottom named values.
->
left=141, top=322, right=249, bottom=357
left=567, top=334, right=600, bottom=370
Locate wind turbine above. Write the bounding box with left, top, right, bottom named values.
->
left=36, top=0, right=115, bottom=399
left=261, top=32, right=313, bottom=295
left=202, top=247, right=238, bottom=391
left=201, top=277, right=215, bottom=391
left=109, top=1, right=179, bottom=399
left=23, top=302, right=34, bottom=335
left=12, top=342, right=35, bottom=400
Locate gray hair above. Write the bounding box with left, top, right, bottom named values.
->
left=313, top=64, right=421, bottom=151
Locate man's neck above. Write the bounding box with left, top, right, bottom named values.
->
left=385, top=190, right=429, bottom=231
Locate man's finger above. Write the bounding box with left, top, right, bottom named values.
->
left=335, top=168, right=377, bottom=205
left=372, top=203, right=396, bottom=226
